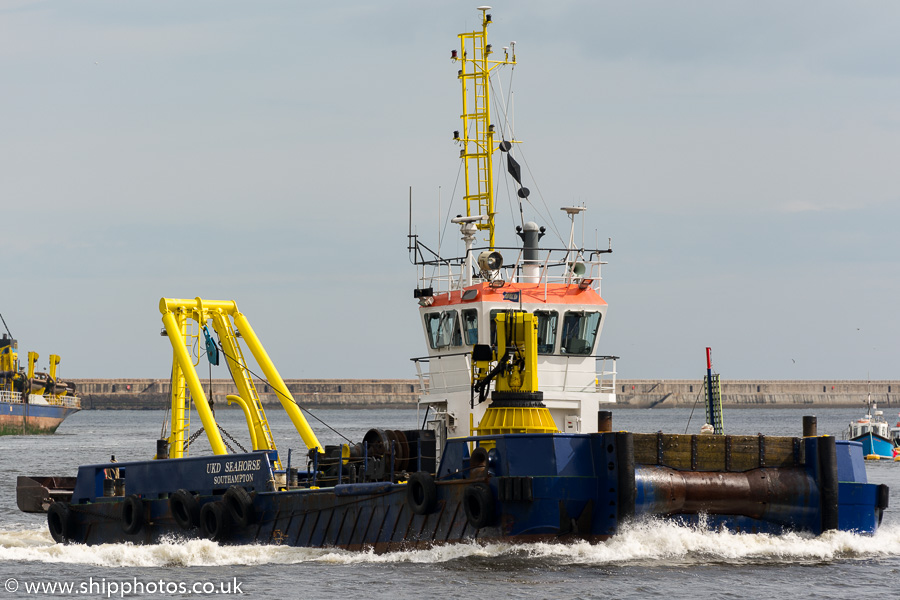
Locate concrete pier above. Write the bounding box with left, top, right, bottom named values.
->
left=613, top=380, right=900, bottom=408
left=71, top=379, right=420, bottom=410
left=68, top=379, right=900, bottom=410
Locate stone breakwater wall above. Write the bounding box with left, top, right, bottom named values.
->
left=70, top=379, right=900, bottom=409
left=71, top=379, right=421, bottom=410
left=614, top=380, right=900, bottom=408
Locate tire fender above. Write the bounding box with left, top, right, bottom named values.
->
left=200, top=501, right=231, bottom=542
left=223, top=486, right=255, bottom=528
left=406, top=472, right=438, bottom=515
left=121, top=495, right=145, bottom=535
left=463, top=482, right=495, bottom=529
left=170, top=489, right=200, bottom=530
left=47, top=502, right=71, bottom=544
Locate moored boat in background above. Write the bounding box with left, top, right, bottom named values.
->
left=847, top=386, right=896, bottom=460
left=0, top=315, right=80, bottom=435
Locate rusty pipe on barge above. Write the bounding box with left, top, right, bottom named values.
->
left=634, top=465, right=818, bottom=527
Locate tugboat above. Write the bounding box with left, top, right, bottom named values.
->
left=0, top=315, right=80, bottom=435
left=20, top=8, right=887, bottom=549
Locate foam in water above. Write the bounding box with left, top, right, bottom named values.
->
left=3, top=519, right=900, bottom=567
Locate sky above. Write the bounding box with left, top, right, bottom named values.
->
left=1, top=1, right=898, bottom=382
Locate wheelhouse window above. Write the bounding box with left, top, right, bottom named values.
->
left=560, top=311, right=601, bottom=355
left=461, top=309, right=479, bottom=346
left=534, top=310, right=558, bottom=355
left=424, top=310, right=462, bottom=349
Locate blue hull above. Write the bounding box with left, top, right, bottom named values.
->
left=42, top=432, right=888, bottom=549
left=0, top=401, right=79, bottom=435
left=851, top=433, right=895, bottom=459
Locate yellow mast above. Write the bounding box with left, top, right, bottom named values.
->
left=455, top=7, right=516, bottom=249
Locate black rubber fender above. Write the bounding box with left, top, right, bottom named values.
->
left=616, top=431, right=636, bottom=522
left=121, top=495, right=145, bottom=535
left=200, top=501, right=231, bottom=542
left=817, top=436, right=839, bottom=532
left=463, top=482, right=495, bottom=529
left=170, top=489, right=200, bottom=530
left=47, top=502, right=70, bottom=544
left=223, top=486, right=255, bottom=528
left=877, top=484, right=890, bottom=510
left=406, top=472, right=438, bottom=515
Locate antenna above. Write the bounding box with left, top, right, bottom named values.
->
left=0, top=312, right=12, bottom=339
left=581, top=202, right=586, bottom=249
left=561, top=206, right=587, bottom=250
left=437, top=186, right=442, bottom=258
left=408, top=186, right=413, bottom=258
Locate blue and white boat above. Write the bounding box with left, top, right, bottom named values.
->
left=848, top=401, right=896, bottom=460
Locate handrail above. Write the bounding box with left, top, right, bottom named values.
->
left=0, top=390, right=22, bottom=404
left=412, top=243, right=609, bottom=267
left=0, top=390, right=81, bottom=408
left=412, top=241, right=610, bottom=296
left=409, top=351, right=473, bottom=363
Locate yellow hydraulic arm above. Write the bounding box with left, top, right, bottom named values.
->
left=26, top=351, right=48, bottom=395
left=0, top=341, right=16, bottom=375
left=48, top=354, right=60, bottom=381
left=494, top=311, right=539, bottom=393
left=159, top=297, right=323, bottom=465
left=472, top=311, right=539, bottom=395
left=27, top=351, right=38, bottom=381
left=470, top=310, right=557, bottom=435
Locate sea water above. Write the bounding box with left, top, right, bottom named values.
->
left=1, top=407, right=898, bottom=599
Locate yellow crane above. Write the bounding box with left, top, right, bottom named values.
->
left=159, top=297, right=323, bottom=469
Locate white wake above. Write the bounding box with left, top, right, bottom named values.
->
left=2, top=519, right=899, bottom=567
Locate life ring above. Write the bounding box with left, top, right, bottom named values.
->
left=47, top=502, right=71, bottom=544
left=170, top=489, right=200, bottom=530
left=200, top=501, right=231, bottom=542
left=406, top=472, right=437, bottom=515
left=121, top=495, right=145, bottom=535
left=463, top=482, right=495, bottom=529
left=223, top=486, right=255, bottom=527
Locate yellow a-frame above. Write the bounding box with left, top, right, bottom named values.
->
left=159, top=297, right=323, bottom=468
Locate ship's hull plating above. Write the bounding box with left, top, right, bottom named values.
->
left=852, top=433, right=896, bottom=459
left=0, top=402, right=78, bottom=435
left=52, top=479, right=608, bottom=551
left=41, top=433, right=888, bottom=550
